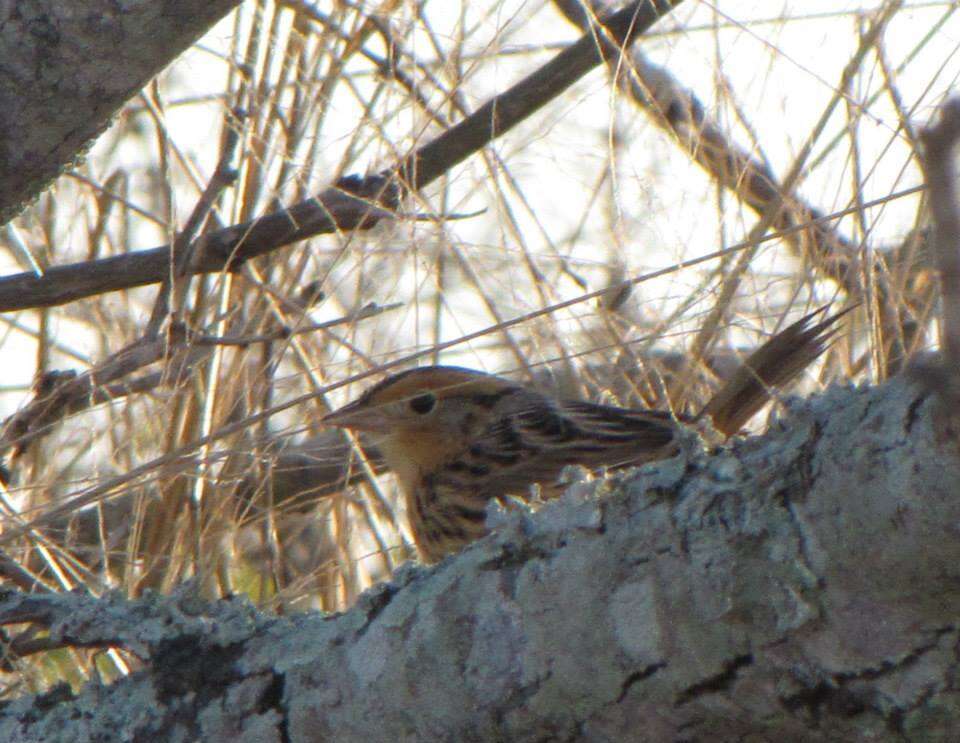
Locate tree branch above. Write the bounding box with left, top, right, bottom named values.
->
left=2, top=375, right=957, bottom=740
left=919, top=97, right=960, bottom=415
left=0, top=0, right=242, bottom=223
left=0, top=0, right=684, bottom=313
left=552, top=0, right=863, bottom=292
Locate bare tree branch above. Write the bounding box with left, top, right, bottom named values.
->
left=552, top=0, right=864, bottom=291
left=1, top=376, right=957, bottom=740
left=0, top=0, right=684, bottom=313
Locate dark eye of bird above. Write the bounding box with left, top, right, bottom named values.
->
left=409, top=393, right=436, bottom=415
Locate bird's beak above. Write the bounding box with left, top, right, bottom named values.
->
left=323, top=401, right=391, bottom=433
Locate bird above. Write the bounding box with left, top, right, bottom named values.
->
left=323, top=306, right=850, bottom=563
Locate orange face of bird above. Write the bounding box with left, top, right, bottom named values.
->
left=323, top=366, right=528, bottom=489
left=323, top=366, right=520, bottom=436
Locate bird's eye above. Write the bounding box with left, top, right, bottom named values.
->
left=409, top=393, right=436, bottom=415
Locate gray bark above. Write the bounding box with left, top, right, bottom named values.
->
left=0, top=0, right=241, bottom=223
left=1, top=374, right=958, bottom=742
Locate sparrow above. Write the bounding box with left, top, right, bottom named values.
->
left=324, top=306, right=849, bottom=562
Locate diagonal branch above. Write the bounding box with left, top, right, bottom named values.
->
left=0, top=0, right=684, bottom=314
left=552, top=0, right=864, bottom=293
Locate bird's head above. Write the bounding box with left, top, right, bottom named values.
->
left=323, top=365, right=523, bottom=485
left=324, top=365, right=519, bottom=433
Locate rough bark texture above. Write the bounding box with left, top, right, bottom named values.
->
left=1, top=375, right=958, bottom=742
left=0, top=0, right=241, bottom=223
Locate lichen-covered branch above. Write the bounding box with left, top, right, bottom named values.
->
left=0, top=375, right=957, bottom=741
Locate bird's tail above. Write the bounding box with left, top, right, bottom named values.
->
left=698, top=305, right=854, bottom=437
